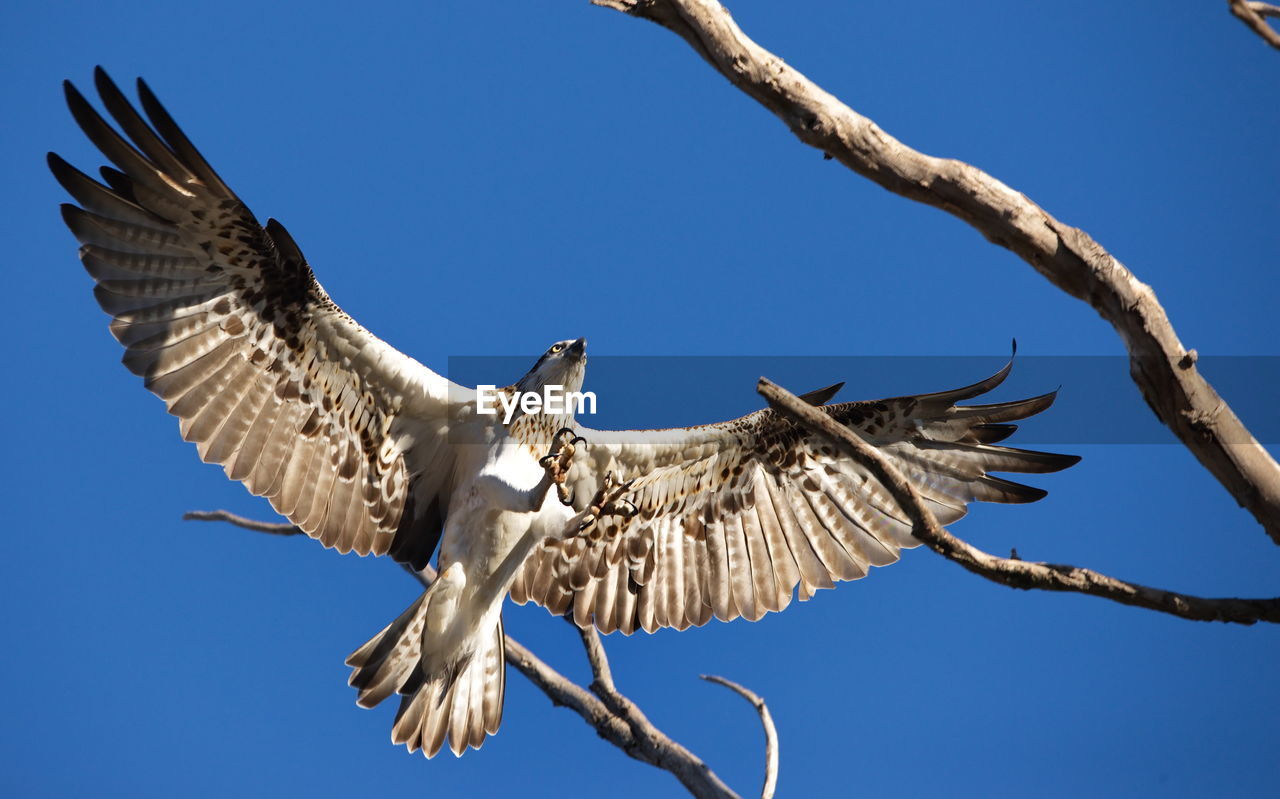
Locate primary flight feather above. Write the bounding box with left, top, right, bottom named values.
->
left=53, top=69, right=1079, bottom=759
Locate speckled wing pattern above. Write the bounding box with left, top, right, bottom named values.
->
left=510, top=362, right=1079, bottom=634
left=52, top=69, right=468, bottom=564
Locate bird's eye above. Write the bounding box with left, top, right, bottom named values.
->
left=550, top=344, right=564, bottom=354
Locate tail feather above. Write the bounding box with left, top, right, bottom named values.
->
left=388, top=617, right=505, bottom=757
left=347, top=588, right=505, bottom=758
left=346, top=592, right=429, bottom=709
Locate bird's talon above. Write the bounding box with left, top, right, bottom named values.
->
left=571, top=472, right=639, bottom=532
left=541, top=428, right=583, bottom=508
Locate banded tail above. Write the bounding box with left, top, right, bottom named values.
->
left=346, top=578, right=505, bottom=757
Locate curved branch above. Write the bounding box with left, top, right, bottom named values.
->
left=593, top=0, right=1280, bottom=544
left=700, top=675, right=778, bottom=799
left=1230, top=0, right=1280, bottom=50
left=186, top=510, right=745, bottom=799
left=758, top=377, right=1280, bottom=625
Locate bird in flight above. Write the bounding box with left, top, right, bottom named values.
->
left=53, top=68, right=1079, bottom=759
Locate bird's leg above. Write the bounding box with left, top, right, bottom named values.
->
left=478, top=428, right=581, bottom=513
left=569, top=471, right=638, bottom=538
left=537, top=427, right=583, bottom=507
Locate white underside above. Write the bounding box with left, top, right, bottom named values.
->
left=424, top=433, right=573, bottom=673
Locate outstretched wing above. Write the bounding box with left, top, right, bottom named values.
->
left=510, top=361, right=1078, bottom=634
left=52, top=69, right=471, bottom=567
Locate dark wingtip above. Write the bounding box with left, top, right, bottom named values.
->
left=134, top=78, right=236, bottom=199
left=918, top=356, right=1014, bottom=405
left=982, top=475, right=1050, bottom=503
left=797, top=381, right=845, bottom=406
left=265, top=218, right=308, bottom=267
left=972, top=423, right=1018, bottom=444
left=92, top=66, right=112, bottom=92
left=134, top=77, right=164, bottom=124
left=97, top=166, right=133, bottom=196
left=135, top=77, right=160, bottom=115
left=1014, top=450, right=1082, bottom=474
left=1019, top=389, right=1061, bottom=416
left=58, top=202, right=81, bottom=225
left=62, top=78, right=87, bottom=106
left=1019, top=485, right=1048, bottom=502
left=47, top=153, right=90, bottom=196
left=92, top=67, right=125, bottom=105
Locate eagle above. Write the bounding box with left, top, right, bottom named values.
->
left=53, top=69, right=1080, bottom=759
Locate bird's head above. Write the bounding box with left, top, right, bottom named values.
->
left=515, top=337, right=587, bottom=397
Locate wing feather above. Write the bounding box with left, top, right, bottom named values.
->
left=54, top=69, right=471, bottom=563
left=740, top=506, right=779, bottom=616
left=512, top=360, right=1078, bottom=633
left=751, top=472, right=801, bottom=606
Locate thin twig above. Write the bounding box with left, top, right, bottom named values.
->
left=188, top=510, right=744, bottom=799
left=184, top=509, right=302, bottom=535
left=1230, top=0, right=1280, bottom=49
left=593, top=0, right=1280, bottom=544
left=700, top=675, right=778, bottom=799
left=757, top=377, right=1280, bottom=625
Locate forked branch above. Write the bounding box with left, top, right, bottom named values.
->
left=1229, top=0, right=1280, bottom=49
left=186, top=510, right=776, bottom=799
left=593, top=0, right=1280, bottom=544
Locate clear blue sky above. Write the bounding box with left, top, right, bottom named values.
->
left=3, top=1, right=1278, bottom=796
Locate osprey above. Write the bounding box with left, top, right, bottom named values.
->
left=53, top=69, right=1079, bottom=758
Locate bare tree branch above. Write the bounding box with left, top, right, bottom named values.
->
left=186, top=510, right=748, bottom=799
left=1230, top=0, right=1280, bottom=49
left=564, top=620, right=741, bottom=799
left=700, top=675, right=778, bottom=799
left=593, top=0, right=1280, bottom=544
left=184, top=509, right=302, bottom=535
left=757, top=377, right=1280, bottom=625
left=573, top=619, right=618, bottom=693
left=182, top=12, right=1278, bottom=791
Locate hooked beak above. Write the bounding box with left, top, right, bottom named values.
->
left=567, top=337, right=586, bottom=358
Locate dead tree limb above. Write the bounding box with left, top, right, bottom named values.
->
left=565, top=620, right=744, bottom=799
left=757, top=378, right=1280, bottom=625
left=183, top=510, right=302, bottom=535
left=700, top=675, right=778, bottom=799
left=186, top=510, right=757, bottom=799
left=1230, top=0, right=1280, bottom=49
left=593, top=0, right=1280, bottom=544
